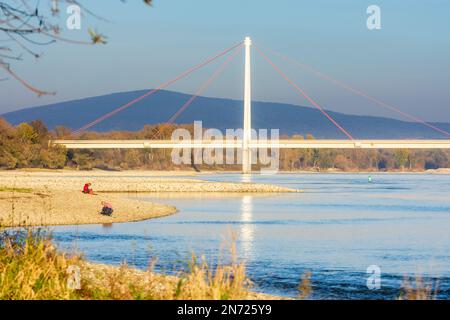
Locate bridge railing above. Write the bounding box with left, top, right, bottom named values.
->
left=50, top=139, right=450, bottom=149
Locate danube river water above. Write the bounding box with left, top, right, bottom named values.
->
left=52, top=173, right=450, bottom=299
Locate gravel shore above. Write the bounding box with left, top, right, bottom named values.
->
left=0, top=170, right=299, bottom=193
left=0, top=170, right=298, bottom=227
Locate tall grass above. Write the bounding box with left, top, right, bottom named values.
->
left=298, top=271, right=312, bottom=299
left=0, top=230, right=81, bottom=300
left=0, top=229, right=255, bottom=300
left=174, top=252, right=250, bottom=300
left=399, top=275, right=439, bottom=300
left=173, top=231, right=251, bottom=299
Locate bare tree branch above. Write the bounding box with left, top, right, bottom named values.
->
left=0, top=60, right=55, bottom=96
left=0, top=0, right=153, bottom=95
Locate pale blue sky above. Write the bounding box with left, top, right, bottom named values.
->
left=1, top=0, right=449, bottom=121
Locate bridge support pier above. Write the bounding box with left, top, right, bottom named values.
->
left=242, top=36, right=252, bottom=174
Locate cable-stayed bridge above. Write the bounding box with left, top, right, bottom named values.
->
left=52, top=37, right=450, bottom=173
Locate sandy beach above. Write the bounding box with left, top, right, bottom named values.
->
left=0, top=170, right=298, bottom=227
left=0, top=189, right=177, bottom=227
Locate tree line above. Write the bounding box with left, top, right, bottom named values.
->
left=0, top=118, right=449, bottom=171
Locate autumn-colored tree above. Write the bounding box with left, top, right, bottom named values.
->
left=39, top=145, right=67, bottom=169
left=0, top=118, right=449, bottom=172
left=54, top=126, right=72, bottom=139
left=0, top=148, right=16, bottom=169
left=394, top=149, right=410, bottom=170
left=124, top=149, right=142, bottom=168
left=72, top=152, right=94, bottom=170
left=16, top=123, right=39, bottom=143
left=334, top=154, right=352, bottom=171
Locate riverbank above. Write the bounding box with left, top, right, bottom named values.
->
left=81, top=262, right=281, bottom=300
left=0, top=189, right=177, bottom=227
left=0, top=170, right=299, bottom=193
left=0, top=170, right=298, bottom=227
left=0, top=230, right=284, bottom=300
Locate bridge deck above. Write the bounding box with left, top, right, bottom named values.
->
left=51, top=139, right=450, bottom=149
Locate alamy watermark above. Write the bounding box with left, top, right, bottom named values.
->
left=366, top=265, right=381, bottom=290
left=66, top=5, right=81, bottom=30
left=55, top=1, right=82, bottom=30
left=171, top=121, right=280, bottom=174
left=367, top=5, right=382, bottom=30
left=67, top=265, right=81, bottom=290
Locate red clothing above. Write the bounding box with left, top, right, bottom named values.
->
left=83, top=184, right=90, bottom=193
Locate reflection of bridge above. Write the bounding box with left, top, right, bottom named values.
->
left=52, top=37, right=450, bottom=173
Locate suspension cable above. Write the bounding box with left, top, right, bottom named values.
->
left=73, top=41, right=243, bottom=135
left=168, top=45, right=242, bottom=124
left=150, top=44, right=243, bottom=140
left=254, top=44, right=354, bottom=140
left=259, top=44, right=449, bottom=137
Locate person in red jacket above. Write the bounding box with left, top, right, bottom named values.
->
left=82, top=182, right=94, bottom=194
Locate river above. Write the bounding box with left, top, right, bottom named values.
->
left=52, top=173, right=450, bottom=299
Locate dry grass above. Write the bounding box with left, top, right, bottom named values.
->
left=298, top=271, right=312, bottom=299
left=399, top=275, right=439, bottom=300
left=0, top=230, right=259, bottom=300
left=0, top=187, right=33, bottom=193
left=0, top=230, right=81, bottom=300
left=174, top=251, right=250, bottom=300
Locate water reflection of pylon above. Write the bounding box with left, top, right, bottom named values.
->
left=240, top=195, right=255, bottom=259
left=241, top=174, right=252, bottom=183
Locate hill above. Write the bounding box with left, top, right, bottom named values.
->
left=2, top=90, right=449, bottom=139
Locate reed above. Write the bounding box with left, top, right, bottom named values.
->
left=298, top=271, right=312, bottom=299
left=0, top=229, right=253, bottom=300
left=0, top=230, right=81, bottom=300
left=399, top=275, right=439, bottom=300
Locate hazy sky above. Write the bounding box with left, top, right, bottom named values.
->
left=1, top=0, right=449, bottom=122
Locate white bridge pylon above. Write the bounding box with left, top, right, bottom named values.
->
left=242, top=36, right=252, bottom=174
left=52, top=36, right=450, bottom=173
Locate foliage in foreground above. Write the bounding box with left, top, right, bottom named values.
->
left=0, top=230, right=81, bottom=299
left=398, top=275, right=439, bottom=300
left=0, top=230, right=254, bottom=300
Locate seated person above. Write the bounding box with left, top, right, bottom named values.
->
left=100, top=201, right=113, bottom=216
left=82, top=183, right=94, bottom=194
